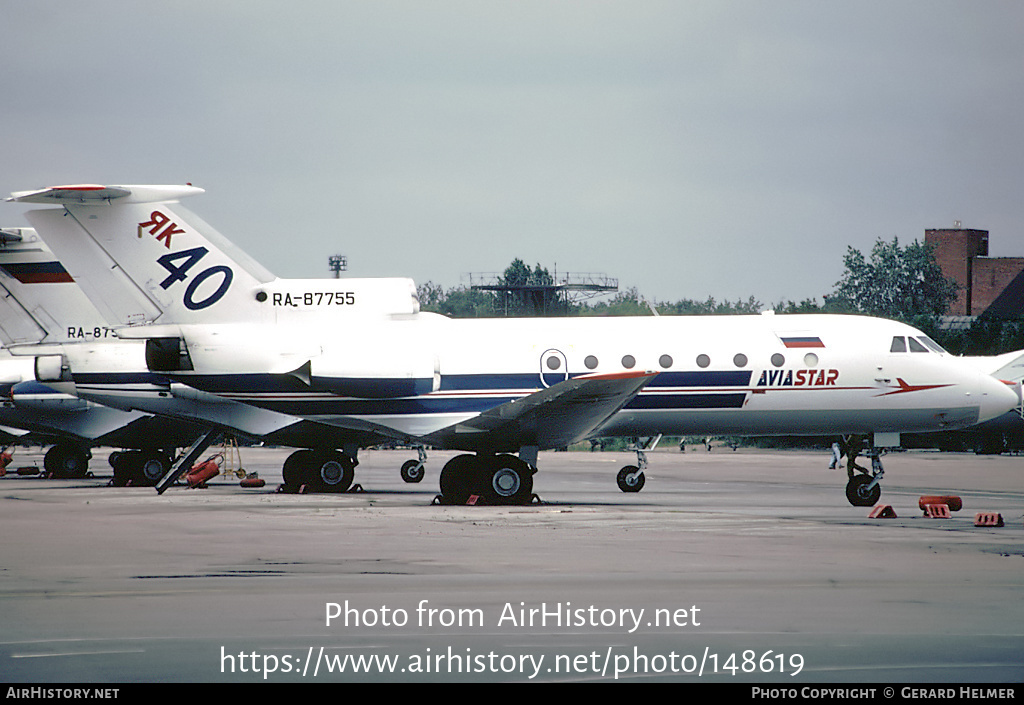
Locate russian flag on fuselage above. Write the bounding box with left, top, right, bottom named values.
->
left=780, top=336, right=825, bottom=349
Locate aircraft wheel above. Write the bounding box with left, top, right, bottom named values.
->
left=312, top=451, right=355, bottom=493
left=440, top=454, right=477, bottom=504
left=282, top=449, right=312, bottom=488
left=617, top=465, right=645, bottom=493
left=845, top=475, right=881, bottom=506
left=484, top=454, right=534, bottom=505
left=44, top=443, right=89, bottom=479
left=134, top=451, right=171, bottom=486
left=110, top=452, right=133, bottom=486
left=400, top=459, right=425, bottom=483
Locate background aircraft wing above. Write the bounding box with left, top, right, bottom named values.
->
left=423, top=370, right=658, bottom=452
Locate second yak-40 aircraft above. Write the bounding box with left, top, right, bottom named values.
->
left=5, top=184, right=1020, bottom=506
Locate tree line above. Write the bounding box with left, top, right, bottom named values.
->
left=417, top=239, right=1024, bottom=356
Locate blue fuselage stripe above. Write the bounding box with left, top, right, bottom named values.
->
left=67, top=370, right=756, bottom=415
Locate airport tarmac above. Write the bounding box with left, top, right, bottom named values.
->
left=1, top=445, right=1021, bottom=683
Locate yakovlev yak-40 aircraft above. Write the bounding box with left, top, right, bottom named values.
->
left=7, top=185, right=1019, bottom=506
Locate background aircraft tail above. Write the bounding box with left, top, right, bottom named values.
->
left=0, top=227, right=119, bottom=346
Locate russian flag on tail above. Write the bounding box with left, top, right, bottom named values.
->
left=0, top=262, right=74, bottom=284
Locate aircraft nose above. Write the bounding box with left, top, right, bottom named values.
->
left=977, top=375, right=1021, bottom=424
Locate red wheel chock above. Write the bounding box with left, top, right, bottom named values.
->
left=923, top=503, right=952, bottom=518
left=974, top=512, right=1004, bottom=527
left=868, top=504, right=897, bottom=518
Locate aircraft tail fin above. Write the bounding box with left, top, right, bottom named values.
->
left=0, top=227, right=118, bottom=345
left=10, top=185, right=274, bottom=326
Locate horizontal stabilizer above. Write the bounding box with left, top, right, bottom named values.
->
left=8, top=185, right=203, bottom=205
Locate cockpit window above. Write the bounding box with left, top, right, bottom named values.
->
left=918, top=336, right=947, bottom=354
left=891, top=335, right=946, bottom=354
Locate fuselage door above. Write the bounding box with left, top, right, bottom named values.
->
left=540, top=348, right=569, bottom=388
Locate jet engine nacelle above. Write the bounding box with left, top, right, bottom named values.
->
left=34, top=354, right=70, bottom=382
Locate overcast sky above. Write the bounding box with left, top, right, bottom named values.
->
left=3, top=1, right=1022, bottom=306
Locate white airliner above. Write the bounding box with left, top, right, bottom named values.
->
left=7, top=185, right=1019, bottom=505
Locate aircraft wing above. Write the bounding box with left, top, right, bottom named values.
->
left=989, top=350, right=1024, bottom=383
left=422, top=370, right=658, bottom=453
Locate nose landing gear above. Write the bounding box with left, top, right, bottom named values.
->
left=616, top=435, right=661, bottom=493
left=833, top=435, right=886, bottom=507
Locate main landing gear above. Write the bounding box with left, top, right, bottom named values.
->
left=281, top=448, right=357, bottom=493
left=438, top=453, right=537, bottom=505
left=43, top=442, right=91, bottom=479
left=110, top=449, right=173, bottom=487
left=831, top=435, right=885, bottom=507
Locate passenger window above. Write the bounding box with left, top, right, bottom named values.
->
left=908, top=337, right=928, bottom=353
left=890, top=336, right=907, bottom=353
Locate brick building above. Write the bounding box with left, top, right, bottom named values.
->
left=926, top=227, right=1024, bottom=317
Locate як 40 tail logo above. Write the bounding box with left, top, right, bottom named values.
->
left=138, top=211, right=233, bottom=310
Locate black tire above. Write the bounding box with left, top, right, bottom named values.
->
left=617, top=465, right=645, bottom=493
left=110, top=452, right=133, bottom=487
left=439, top=454, right=477, bottom=504
left=311, top=451, right=355, bottom=493
left=134, top=452, right=171, bottom=486
left=44, top=444, right=89, bottom=479
left=282, top=449, right=313, bottom=488
left=400, top=459, right=425, bottom=483
left=846, top=475, right=881, bottom=506
left=482, top=454, right=534, bottom=505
